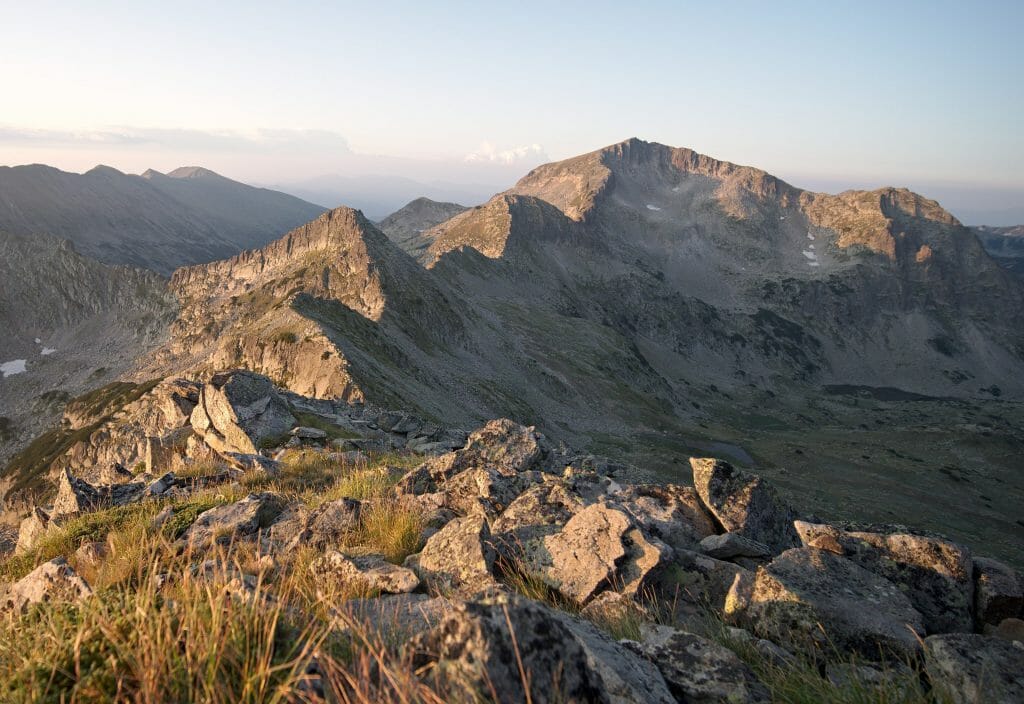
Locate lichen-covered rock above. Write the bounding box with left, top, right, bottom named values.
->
left=414, top=515, right=498, bottom=595
left=338, top=593, right=454, bottom=638
left=794, top=521, right=974, bottom=633
left=744, top=547, right=925, bottom=661
left=287, top=497, right=361, bottom=549
left=699, top=532, right=772, bottom=561
left=611, top=484, right=717, bottom=552
left=180, top=492, right=285, bottom=549
left=668, top=549, right=754, bottom=614
left=16, top=507, right=53, bottom=554
left=539, top=503, right=670, bottom=604
left=629, top=625, right=770, bottom=703
left=190, top=370, right=295, bottom=455
left=689, top=458, right=799, bottom=553
left=312, top=551, right=420, bottom=594
left=973, top=557, right=1023, bottom=629
left=460, top=418, right=544, bottom=474
left=491, top=480, right=586, bottom=546
left=2, top=558, right=93, bottom=614
left=51, top=467, right=102, bottom=518
left=411, top=597, right=674, bottom=704
left=442, top=466, right=542, bottom=518
left=923, top=633, right=1024, bottom=704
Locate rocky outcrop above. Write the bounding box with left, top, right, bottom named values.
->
left=923, top=633, right=1024, bottom=704
left=411, top=597, right=675, bottom=704
left=629, top=625, right=769, bottom=703
left=741, top=547, right=926, bottom=661
left=690, top=459, right=799, bottom=554
left=189, top=370, right=295, bottom=455
left=794, top=520, right=974, bottom=633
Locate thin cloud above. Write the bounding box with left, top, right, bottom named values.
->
left=465, top=142, right=548, bottom=165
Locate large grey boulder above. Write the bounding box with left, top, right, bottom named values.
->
left=973, top=557, right=1023, bottom=629
left=180, top=492, right=285, bottom=549
left=611, top=484, right=717, bottom=552
left=189, top=370, right=295, bottom=455
left=491, top=480, right=587, bottom=546
left=2, top=557, right=93, bottom=614
left=460, top=418, right=545, bottom=474
left=312, top=551, right=420, bottom=594
left=628, top=625, right=770, bottom=703
left=538, top=502, right=670, bottom=604
left=16, top=507, right=54, bottom=554
left=442, top=466, right=542, bottom=518
left=287, top=497, right=361, bottom=549
left=924, top=633, right=1024, bottom=704
left=336, top=593, right=454, bottom=639
left=744, top=547, right=925, bottom=661
left=699, top=532, right=771, bottom=561
left=411, top=597, right=674, bottom=704
left=51, top=467, right=103, bottom=518
left=413, top=515, right=498, bottom=595
left=689, top=458, right=799, bottom=553
left=794, top=521, right=973, bottom=633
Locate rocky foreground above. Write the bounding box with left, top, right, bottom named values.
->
left=1, top=370, right=1022, bottom=702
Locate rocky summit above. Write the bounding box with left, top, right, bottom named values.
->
left=2, top=139, right=1023, bottom=702
left=0, top=372, right=1021, bottom=701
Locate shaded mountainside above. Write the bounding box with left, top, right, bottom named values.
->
left=0, top=163, right=326, bottom=274
left=121, top=139, right=1024, bottom=566
left=0, top=231, right=176, bottom=470
left=973, top=225, right=1024, bottom=279
left=378, top=197, right=468, bottom=258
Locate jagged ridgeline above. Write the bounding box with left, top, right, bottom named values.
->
left=0, top=377, right=1021, bottom=701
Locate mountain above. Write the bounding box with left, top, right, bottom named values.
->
left=0, top=164, right=326, bottom=274
left=973, top=225, right=1024, bottom=279
left=378, top=197, right=468, bottom=258
left=0, top=231, right=175, bottom=474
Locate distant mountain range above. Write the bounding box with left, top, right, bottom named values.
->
left=0, top=164, right=325, bottom=274
left=972, top=225, right=1024, bottom=279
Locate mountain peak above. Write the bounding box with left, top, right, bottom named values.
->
left=166, top=166, right=224, bottom=180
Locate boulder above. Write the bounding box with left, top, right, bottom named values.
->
left=411, top=597, right=674, bottom=704
left=611, top=484, right=717, bottom=552
left=51, top=468, right=102, bottom=518
left=189, top=370, right=295, bottom=455
left=699, top=532, right=771, bottom=561
left=491, top=480, right=587, bottom=547
left=180, top=493, right=285, bottom=549
left=794, top=521, right=974, bottom=633
left=291, top=426, right=328, bottom=440
left=629, top=625, right=770, bottom=703
left=990, top=617, right=1024, bottom=642
left=923, top=633, right=1024, bottom=704
left=442, top=466, right=542, bottom=518
left=539, top=503, right=670, bottom=604
left=16, top=507, right=53, bottom=554
left=96, top=462, right=135, bottom=485
left=312, top=551, right=420, bottom=594
left=667, top=549, right=753, bottom=614
left=743, top=547, right=925, bottom=661
left=973, top=557, right=1023, bottom=629
left=689, top=458, right=799, bottom=553
left=337, top=593, right=454, bottom=638
left=461, top=418, right=544, bottom=474
left=2, top=558, right=93, bottom=614
left=287, top=497, right=361, bottom=549
left=414, top=515, right=498, bottom=595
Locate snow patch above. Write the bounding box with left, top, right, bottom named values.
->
left=802, top=249, right=820, bottom=267
left=807, top=231, right=815, bottom=241
left=646, top=204, right=662, bottom=211
left=671, top=186, right=681, bottom=193
left=34, top=338, right=41, bottom=344
left=41, top=347, right=57, bottom=356
left=1, top=359, right=27, bottom=377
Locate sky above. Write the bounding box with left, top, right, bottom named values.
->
left=1, top=0, right=1022, bottom=223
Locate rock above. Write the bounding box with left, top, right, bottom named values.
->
left=414, top=515, right=498, bottom=595
left=312, top=551, right=420, bottom=594
left=579, top=591, right=649, bottom=632
left=923, top=633, right=1024, bottom=704
left=338, top=593, right=454, bottom=638
left=629, top=625, right=769, bottom=703
left=145, top=471, right=177, bottom=496
left=222, top=453, right=281, bottom=474
left=611, top=484, right=717, bottom=552
left=287, top=497, right=361, bottom=549
left=461, top=418, right=544, bottom=474
left=150, top=506, right=174, bottom=529
left=16, top=507, right=53, bottom=554
left=667, top=548, right=753, bottom=614
left=180, top=493, right=285, bottom=549
left=689, top=458, right=799, bottom=554
left=826, top=662, right=913, bottom=692
left=743, top=547, right=925, bottom=661
left=51, top=468, right=102, bottom=518
left=96, top=462, right=135, bottom=485
left=491, top=480, right=586, bottom=546
left=2, top=558, right=93, bottom=614
left=699, top=532, right=772, bottom=561
left=725, top=627, right=796, bottom=667
left=189, top=370, right=295, bottom=455
left=411, top=596, right=674, bottom=704
left=442, top=466, right=541, bottom=518
left=794, top=521, right=974, bottom=633
left=539, top=503, right=670, bottom=604
left=291, top=426, right=327, bottom=440
left=73, top=541, right=108, bottom=566
left=974, top=557, right=1023, bottom=629
left=989, top=618, right=1024, bottom=642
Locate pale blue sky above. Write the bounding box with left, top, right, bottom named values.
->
left=1, top=1, right=1021, bottom=222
